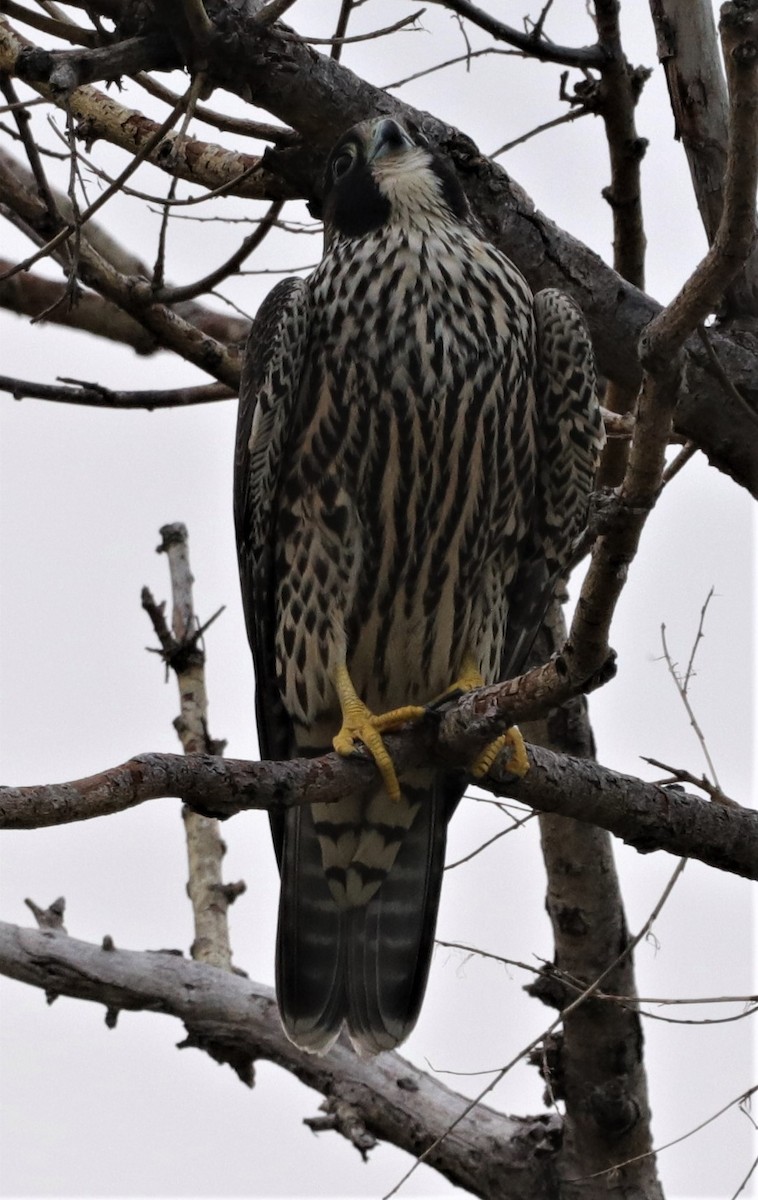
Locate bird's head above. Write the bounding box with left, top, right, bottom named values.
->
left=319, top=117, right=469, bottom=241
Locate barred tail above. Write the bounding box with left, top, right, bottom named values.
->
left=274, top=776, right=456, bottom=1055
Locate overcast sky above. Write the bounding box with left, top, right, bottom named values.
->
left=0, top=3, right=754, bottom=1198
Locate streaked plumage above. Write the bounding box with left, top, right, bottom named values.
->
left=235, top=118, right=604, bottom=1055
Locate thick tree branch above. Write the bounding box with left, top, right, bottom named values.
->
left=16, top=31, right=176, bottom=94
left=0, top=264, right=157, bottom=352
left=0, top=921, right=560, bottom=1199
left=0, top=0, right=99, bottom=47
left=2, top=9, right=757, bottom=487
left=148, top=523, right=235, bottom=970
left=0, top=19, right=286, bottom=201
left=593, top=0, right=650, bottom=292
left=522, top=611, right=661, bottom=1198
left=2, top=737, right=756, bottom=879
left=562, top=0, right=758, bottom=703
left=650, top=0, right=758, bottom=322
left=642, top=0, right=758, bottom=365
left=0, top=143, right=242, bottom=385
left=592, top=0, right=651, bottom=488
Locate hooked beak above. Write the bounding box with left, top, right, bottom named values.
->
left=366, top=118, right=415, bottom=163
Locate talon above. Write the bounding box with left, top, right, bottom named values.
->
left=470, top=726, right=529, bottom=780
left=429, top=654, right=485, bottom=708
left=332, top=665, right=425, bottom=802
left=371, top=704, right=426, bottom=732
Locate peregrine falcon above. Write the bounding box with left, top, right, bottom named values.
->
left=235, top=117, right=604, bottom=1055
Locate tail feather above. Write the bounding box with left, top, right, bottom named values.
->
left=345, top=784, right=448, bottom=1053
left=275, top=775, right=457, bottom=1054
left=276, top=804, right=346, bottom=1053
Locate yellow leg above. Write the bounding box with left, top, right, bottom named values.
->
left=443, top=655, right=530, bottom=781
left=332, top=664, right=425, bottom=802
left=470, top=727, right=529, bottom=780
left=429, top=654, right=484, bottom=705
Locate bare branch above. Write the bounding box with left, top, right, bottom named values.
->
left=330, top=0, right=353, bottom=62
left=641, top=756, right=737, bottom=807
left=285, top=9, right=426, bottom=47
left=650, top=0, right=758, bottom=322
left=490, top=105, right=591, bottom=158
left=0, top=373, right=234, bottom=408
left=425, top=0, right=605, bottom=68
left=0, top=20, right=282, bottom=201
left=15, top=31, right=176, bottom=96
left=0, top=151, right=242, bottom=383
left=3, top=4, right=757, bottom=485
left=642, top=2, right=758, bottom=365
left=252, top=0, right=300, bottom=26
left=659, top=590, right=722, bottom=791
left=1, top=739, right=756, bottom=878
left=0, top=82, right=196, bottom=281
left=0, top=920, right=560, bottom=1199
left=0, top=0, right=98, bottom=46
left=135, top=73, right=296, bottom=143
left=153, top=200, right=284, bottom=305
left=148, top=523, right=235, bottom=970
left=594, top=2, right=650, bottom=291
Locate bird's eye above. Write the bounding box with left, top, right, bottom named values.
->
left=331, top=150, right=354, bottom=180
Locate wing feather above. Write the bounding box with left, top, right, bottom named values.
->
left=234, top=277, right=312, bottom=769
left=500, top=288, right=605, bottom=679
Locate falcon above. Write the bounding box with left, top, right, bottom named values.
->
left=235, top=117, right=604, bottom=1055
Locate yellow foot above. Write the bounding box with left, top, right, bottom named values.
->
left=470, top=726, right=530, bottom=780
left=429, top=656, right=485, bottom=707
left=332, top=665, right=425, bottom=802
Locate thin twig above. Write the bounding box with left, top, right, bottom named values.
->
left=384, top=857, right=690, bottom=1196
left=444, top=809, right=535, bottom=869
left=659, top=587, right=722, bottom=790
left=641, top=756, right=737, bottom=807
left=731, top=1152, right=758, bottom=1200
left=384, top=47, right=517, bottom=91
left=285, top=9, right=426, bottom=46
left=424, top=0, right=605, bottom=67
left=0, top=84, right=194, bottom=283
left=153, top=199, right=284, bottom=305
left=0, top=75, right=59, bottom=224
left=0, top=373, right=234, bottom=408
left=152, top=72, right=206, bottom=290
left=490, top=106, right=591, bottom=157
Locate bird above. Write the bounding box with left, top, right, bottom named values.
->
left=234, top=116, right=604, bottom=1056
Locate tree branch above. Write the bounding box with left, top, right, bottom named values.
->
left=642, top=0, right=758, bottom=365
left=426, top=0, right=606, bottom=68
left=0, top=143, right=242, bottom=385
left=0, top=18, right=286, bottom=201
left=650, top=0, right=758, bottom=323
left=1, top=736, right=755, bottom=878
left=147, top=523, right=235, bottom=970
left=0, top=373, right=234, bottom=408
left=521, top=609, right=661, bottom=1197
left=0, top=920, right=560, bottom=1199
left=2, top=8, right=757, bottom=488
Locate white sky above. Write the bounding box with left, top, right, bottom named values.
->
left=0, top=3, right=755, bottom=1198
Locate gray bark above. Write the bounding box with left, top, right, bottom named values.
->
left=0, top=920, right=560, bottom=1199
